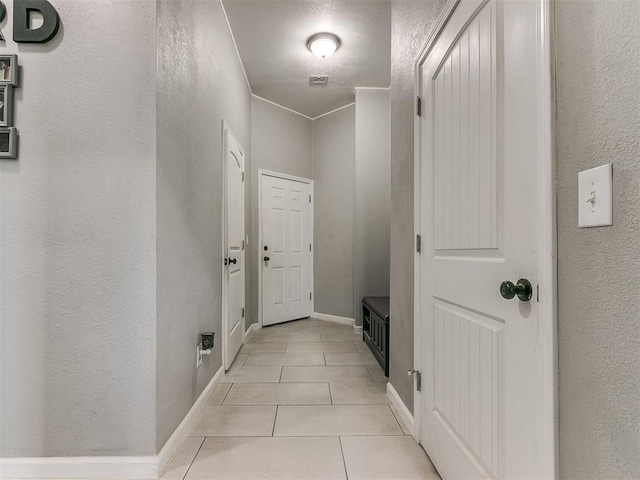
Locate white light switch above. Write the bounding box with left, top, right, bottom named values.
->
left=578, top=163, right=612, bottom=228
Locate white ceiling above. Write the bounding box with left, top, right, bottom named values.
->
left=222, top=0, right=391, bottom=118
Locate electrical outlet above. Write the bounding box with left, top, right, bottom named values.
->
left=196, top=343, right=203, bottom=368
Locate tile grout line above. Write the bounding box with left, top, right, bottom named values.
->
left=338, top=436, right=350, bottom=480
left=220, top=383, right=233, bottom=405
left=271, top=405, right=279, bottom=437
left=327, top=382, right=333, bottom=405
left=388, top=404, right=406, bottom=434
left=180, top=436, right=205, bottom=480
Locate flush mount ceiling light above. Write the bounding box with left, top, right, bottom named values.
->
left=307, top=32, right=341, bottom=59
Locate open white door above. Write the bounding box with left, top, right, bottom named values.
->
left=415, top=0, right=556, bottom=479
left=260, top=171, right=313, bottom=326
left=223, top=122, right=245, bottom=371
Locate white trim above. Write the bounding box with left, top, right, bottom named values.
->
left=312, top=312, right=355, bottom=327
left=412, top=0, right=558, bottom=476
left=536, top=0, right=559, bottom=476
left=259, top=169, right=314, bottom=186
left=258, top=170, right=314, bottom=328
left=218, top=0, right=252, bottom=94
left=251, top=94, right=359, bottom=122
left=387, top=383, right=416, bottom=438
left=311, top=102, right=355, bottom=120
left=252, top=94, right=313, bottom=121
left=353, top=325, right=363, bottom=335
left=245, top=322, right=262, bottom=337
left=0, top=368, right=224, bottom=480
left=222, top=121, right=246, bottom=371
left=156, top=366, right=224, bottom=476
left=0, top=456, right=157, bottom=480
left=354, top=86, right=391, bottom=91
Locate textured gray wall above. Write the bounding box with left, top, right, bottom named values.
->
left=0, top=0, right=157, bottom=456
left=312, top=107, right=356, bottom=318
left=555, top=1, right=640, bottom=477
left=389, top=0, right=447, bottom=413
left=354, top=89, right=391, bottom=325
left=250, top=96, right=313, bottom=327
left=156, top=0, right=251, bottom=451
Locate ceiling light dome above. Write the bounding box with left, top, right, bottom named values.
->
left=307, top=32, right=341, bottom=59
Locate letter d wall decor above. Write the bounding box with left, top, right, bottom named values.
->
left=13, top=0, right=60, bottom=43
left=0, top=0, right=61, bottom=44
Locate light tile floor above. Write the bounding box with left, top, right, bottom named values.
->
left=161, top=318, right=441, bottom=480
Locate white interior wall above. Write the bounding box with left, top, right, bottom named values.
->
left=156, top=0, right=252, bottom=451
left=354, top=89, right=391, bottom=325
left=312, top=106, right=357, bottom=318
left=0, top=0, right=157, bottom=457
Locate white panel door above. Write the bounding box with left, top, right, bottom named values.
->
left=261, top=174, right=312, bottom=326
left=223, top=125, right=245, bottom=371
left=418, top=1, right=552, bottom=479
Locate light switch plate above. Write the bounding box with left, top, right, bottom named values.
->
left=578, top=163, right=612, bottom=228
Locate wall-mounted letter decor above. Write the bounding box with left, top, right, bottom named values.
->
left=13, top=0, right=60, bottom=43
left=0, top=127, right=17, bottom=159
left=0, top=55, right=18, bottom=86
left=0, top=85, right=13, bottom=127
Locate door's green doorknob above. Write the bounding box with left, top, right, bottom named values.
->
left=500, top=279, right=533, bottom=302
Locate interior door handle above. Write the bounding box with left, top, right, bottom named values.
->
left=263, top=256, right=270, bottom=262
left=225, top=258, right=237, bottom=266
left=500, top=279, right=532, bottom=302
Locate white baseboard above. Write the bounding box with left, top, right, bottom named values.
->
left=245, top=322, right=261, bottom=337
left=353, top=325, right=363, bottom=334
left=156, top=365, right=224, bottom=475
left=312, top=312, right=355, bottom=327
left=1, top=366, right=225, bottom=480
left=0, top=456, right=157, bottom=479
left=387, top=382, right=415, bottom=437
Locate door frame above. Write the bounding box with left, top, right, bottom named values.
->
left=221, top=120, right=246, bottom=371
left=257, top=169, right=314, bottom=328
left=412, top=0, right=558, bottom=477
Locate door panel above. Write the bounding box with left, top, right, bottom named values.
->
left=223, top=125, right=245, bottom=371
left=261, top=174, right=312, bottom=326
left=418, top=1, right=549, bottom=478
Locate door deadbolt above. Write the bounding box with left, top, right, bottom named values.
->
left=500, top=279, right=533, bottom=302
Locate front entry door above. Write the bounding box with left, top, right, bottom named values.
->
left=417, top=0, right=553, bottom=478
left=223, top=123, right=245, bottom=371
left=261, top=173, right=312, bottom=326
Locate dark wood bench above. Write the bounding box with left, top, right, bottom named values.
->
left=362, top=296, right=390, bottom=377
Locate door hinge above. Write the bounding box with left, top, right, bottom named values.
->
left=309, top=243, right=312, bottom=252
left=241, top=307, right=245, bottom=318
left=416, top=96, right=422, bottom=117
left=310, top=292, right=312, bottom=301
left=242, top=240, right=245, bottom=250
left=416, top=234, right=421, bottom=253
left=408, top=369, right=421, bottom=391
left=242, top=172, right=245, bottom=182
left=309, top=195, right=312, bottom=203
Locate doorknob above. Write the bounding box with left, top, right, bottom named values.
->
left=499, top=279, right=533, bottom=302
left=225, top=258, right=237, bottom=266
left=263, top=256, right=270, bottom=262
